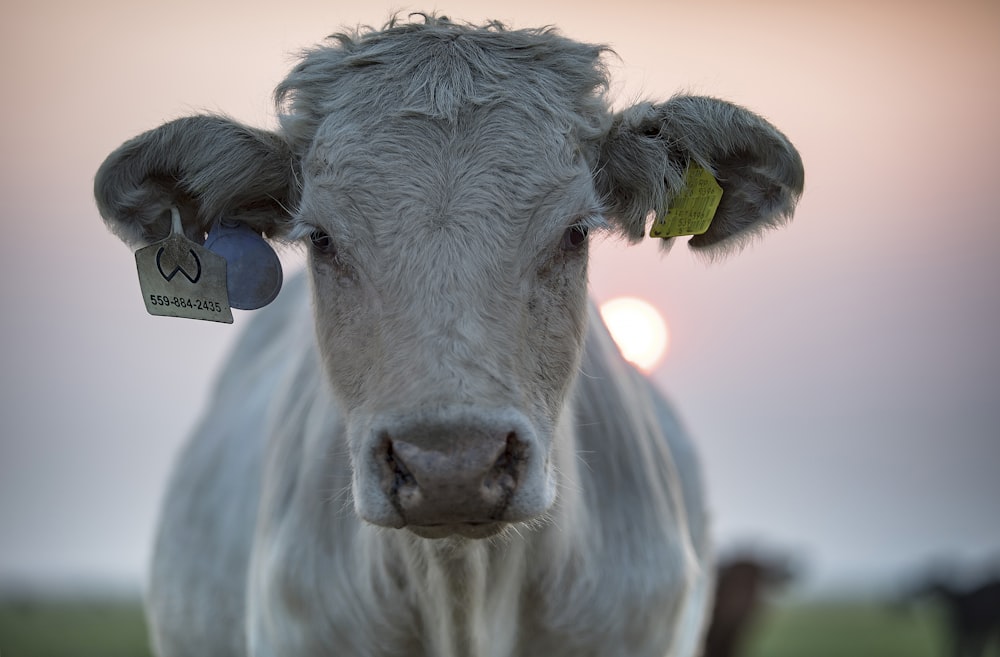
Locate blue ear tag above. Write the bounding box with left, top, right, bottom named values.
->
left=204, top=220, right=283, bottom=310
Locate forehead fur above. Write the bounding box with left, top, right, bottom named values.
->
left=275, top=14, right=613, bottom=159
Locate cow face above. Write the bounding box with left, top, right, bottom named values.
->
left=94, top=17, right=803, bottom=539
left=292, top=112, right=600, bottom=535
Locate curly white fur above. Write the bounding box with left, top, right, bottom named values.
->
left=94, top=14, right=803, bottom=657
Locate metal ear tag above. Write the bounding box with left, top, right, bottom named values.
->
left=204, top=220, right=282, bottom=311
left=134, top=208, right=233, bottom=323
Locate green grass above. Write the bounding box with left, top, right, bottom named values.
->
left=1, top=596, right=996, bottom=657
left=0, top=598, right=152, bottom=657
left=746, top=598, right=999, bottom=657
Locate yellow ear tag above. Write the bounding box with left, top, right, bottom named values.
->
left=649, top=164, right=724, bottom=239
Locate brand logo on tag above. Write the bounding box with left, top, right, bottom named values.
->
left=134, top=209, right=234, bottom=324
left=155, top=245, right=202, bottom=284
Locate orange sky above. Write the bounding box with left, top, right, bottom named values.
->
left=1, top=0, right=998, bottom=592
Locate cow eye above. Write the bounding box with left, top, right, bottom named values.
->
left=560, top=224, right=589, bottom=250
left=310, top=229, right=336, bottom=255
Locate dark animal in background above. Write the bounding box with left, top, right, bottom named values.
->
left=910, top=574, right=1000, bottom=657
left=702, top=554, right=796, bottom=657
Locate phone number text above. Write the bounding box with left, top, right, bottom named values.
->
left=149, top=294, right=224, bottom=314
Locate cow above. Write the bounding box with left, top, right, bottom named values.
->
left=931, top=578, right=1000, bottom=657
left=94, top=15, right=803, bottom=657
left=703, top=553, right=797, bottom=657
left=900, top=567, right=1000, bottom=657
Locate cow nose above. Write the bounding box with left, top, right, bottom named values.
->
left=379, top=426, right=526, bottom=529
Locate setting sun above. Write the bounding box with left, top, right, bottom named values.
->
left=599, top=297, right=670, bottom=372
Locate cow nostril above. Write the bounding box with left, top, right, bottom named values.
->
left=484, top=432, right=524, bottom=499
left=381, top=437, right=421, bottom=515
left=480, top=432, right=526, bottom=517
left=386, top=441, right=415, bottom=491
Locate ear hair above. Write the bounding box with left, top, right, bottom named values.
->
left=595, top=96, right=804, bottom=257
left=94, top=115, right=299, bottom=247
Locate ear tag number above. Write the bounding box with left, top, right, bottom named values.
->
left=134, top=208, right=233, bottom=323
left=649, top=164, right=724, bottom=239
left=204, top=220, right=282, bottom=310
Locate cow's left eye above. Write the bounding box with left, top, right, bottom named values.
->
left=310, top=229, right=336, bottom=255
left=560, top=224, right=589, bottom=250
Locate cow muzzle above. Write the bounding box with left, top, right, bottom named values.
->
left=359, top=408, right=549, bottom=538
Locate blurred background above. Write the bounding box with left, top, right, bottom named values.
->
left=2, top=0, right=998, bottom=654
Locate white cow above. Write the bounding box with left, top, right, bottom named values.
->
left=95, top=15, right=803, bottom=657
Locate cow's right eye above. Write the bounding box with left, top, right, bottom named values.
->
left=310, top=230, right=336, bottom=255
left=560, top=224, right=589, bottom=250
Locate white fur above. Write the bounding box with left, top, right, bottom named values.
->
left=147, top=278, right=712, bottom=657
left=93, top=16, right=804, bottom=657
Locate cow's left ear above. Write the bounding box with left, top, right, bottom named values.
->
left=594, top=95, right=804, bottom=256
left=94, top=115, right=299, bottom=248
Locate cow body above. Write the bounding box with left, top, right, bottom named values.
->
left=149, top=274, right=709, bottom=657
left=94, top=15, right=803, bottom=657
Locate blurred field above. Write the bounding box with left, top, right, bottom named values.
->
left=0, top=598, right=152, bottom=657
left=744, top=599, right=991, bottom=657
left=0, top=596, right=996, bottom=657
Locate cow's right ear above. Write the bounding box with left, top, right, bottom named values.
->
left=593, top=96, right=804, bottom=258
left=94, top=115, right=299, bottom=248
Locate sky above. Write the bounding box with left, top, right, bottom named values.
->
left=1, top=0, right=998, bottom=596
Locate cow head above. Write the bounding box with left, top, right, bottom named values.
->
left=95, top=17, right=802, bottom=539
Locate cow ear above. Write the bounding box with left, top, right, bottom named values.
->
left=94, top=115, right=298, bottom=248
left=594, top=96, right=804, bottom=256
